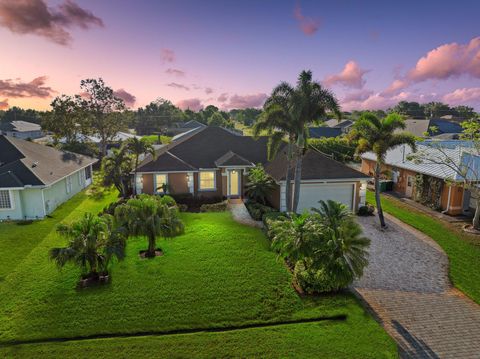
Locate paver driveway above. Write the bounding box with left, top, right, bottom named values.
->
left=354, top=214, right=480, bottom=358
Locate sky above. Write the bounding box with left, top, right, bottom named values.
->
left=0, top=0, right=479, bottom=112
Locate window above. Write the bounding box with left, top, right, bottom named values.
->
left=0, top=190, right=12, bottom=209
left=66, top=176, right=72, bottom=194
left=85, top=166, right=92, bottom=180
left=155, top=174, right=168, bottom=193
left=199, top=171, right=216, bottom=190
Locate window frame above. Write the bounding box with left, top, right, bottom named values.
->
left=198, top=170, right=216, bottom=191
left=154, top=173, right=168, bottom=194
left=0, top=190, right=14, bottom=210
left=66, top=175, right=72, bottom=194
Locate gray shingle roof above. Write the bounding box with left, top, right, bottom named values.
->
left=308, top=127, right=343, bottom=138
left=214, top=151, right=253, bottom=167
left=0, top=135, right=97, bottom=188
left=0, top=121, right=41, bottom=133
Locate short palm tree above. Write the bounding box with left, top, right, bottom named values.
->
left=115, top=194, right=184, bottom=257
left=349, top=113, right=416, bottom=227
left=245, top=164, right=276, bottom=204
left=311, top=199, right=352, bottom=230
left=124, top=137, right=156, bottom=194
left=101, top=147, right=133, bottom=198
left=255, top=70, right=341, bottom=212
left=50, top=213, right=126, bottom=278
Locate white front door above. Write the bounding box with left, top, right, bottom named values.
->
left=228, top=170, right=240, bottom=196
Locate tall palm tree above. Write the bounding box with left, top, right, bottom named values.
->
left=255, top=70, right=341, bottom=213
left=115, top=194, right=184, bottom=257
left=124, top=137, right=156, bottom=194
left=349, top=112, right=416, bottom=227
left=101, top=147, right=133, bottom=198
left=50, top=213, right=126, bottom=278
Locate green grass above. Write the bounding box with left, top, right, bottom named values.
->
left=367, top=191, right=480, bottom=304
left=0, top=195, right=396, bottom=357
left=141, top=134, right=172, bottom=144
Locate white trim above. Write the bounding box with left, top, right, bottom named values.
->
left=227, top=169, right=241, bottom=197
left=154, top=173, right=169, bottom=194
left=278, top=178, right=370, bottom=184
left=43, top=163, right=96, bottom=188
left=352, top=182, right=357, bottom=211
left=136, top=170, right=199, bottom=174
left=198, top=170, right=217, bottom=191
left=217, top=165, right=254, bottom=168
left=41, top=188, right=47, bottom=217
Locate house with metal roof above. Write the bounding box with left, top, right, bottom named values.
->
left=0, top=135, right=97, bottom=220
left=403, top=118, right=464, bottom=138
left=0, top=121, right=44, bottom=140
left=135, top=126, right=370, bottom=213
left=360, top=140, right=480, bottom=215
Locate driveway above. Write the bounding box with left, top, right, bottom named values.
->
left=354, top=214, right=480, bottom=358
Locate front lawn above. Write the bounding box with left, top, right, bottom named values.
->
left=367, top=191, right=480, bottom=304
left=0, top=199, right=396, bottom=356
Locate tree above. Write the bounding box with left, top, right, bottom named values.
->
left=50, top=213, right=126, bottom=279
left=79, top=78, right=127, bottom=157
left=207, top=112, right=227, bottom=126
left=135, top=98, right=184, bottom=135
left=245, top=164, right=276, bottom=204
left=257, top=70, right=341, bottom=213
left=124, top=137, right=156, bottom=194
left=308, top=136, right=356, bottom=163
left=0, top=106, right=44, bottom=124
left=453, top=105, right=476, bottom=119
left=424, top=102, right=452, bottom=118
left=349, top=112, right=416, bottom=227
left=390, top=101, right=425, bottom=118
left=101, top=147, right=134, bottom=198
left=42, top=95, right=83, bottom=144
left=115, top=195, right=184, bottom=257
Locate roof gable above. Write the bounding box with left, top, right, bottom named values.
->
left=215, top=151, right=253, bottom=167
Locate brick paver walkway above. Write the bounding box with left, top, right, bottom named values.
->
left=354, top=214, right=480, bottom=358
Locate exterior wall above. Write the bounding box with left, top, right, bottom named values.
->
left=43, top=169, right=86, bottom=215
left=195, top=170, right=224, bottom=198
left=142, top=174, right=154, bottom=194
left=2, top=130, right=43, bottom=139
left=168, top=173, right=189, bottom=194
left=20, top=188, right=45, bottom=219
left=361, top=159, right=416, bottom=197
left=440, top=184, right=464, bottom=215
left=0, top=190, right=24, bottom=220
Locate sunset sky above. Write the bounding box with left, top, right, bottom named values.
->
left=1, top=0, right=479, bottom=112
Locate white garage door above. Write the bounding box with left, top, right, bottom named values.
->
left=297, top=183, right=354, bottom=213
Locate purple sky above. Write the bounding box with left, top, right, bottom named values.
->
left=0, top=0, right=479, bottom=111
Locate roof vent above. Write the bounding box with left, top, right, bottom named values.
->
left=31, top=161, right=39, bottom=168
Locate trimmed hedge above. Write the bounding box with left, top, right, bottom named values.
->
left=200, top=201, right=228, bottom=212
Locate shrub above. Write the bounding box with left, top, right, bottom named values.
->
left=357, top=203, right=375, bottom=216
left=158, top=195, right=177, bottom=207
left=245, top=165, right=276, bottom=204
left=294, top=262, right=340, bottom=294
left=178, top=204, right=189, bottom=212
left=200, top=201, right=228, bottom=212
left=245, top=201, right=275, bottom=221
left=171, top=193, right=225, bottom=212
left=102, top=198, right=127, bottom=216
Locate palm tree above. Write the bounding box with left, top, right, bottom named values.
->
left=50, top=213, right=126, bottom=279
left=101, top=147, right=133, bottom=198
left=349, top=112, right=416, bottom=227
left=255, top=70, right=341, bottom=213
left=244, top=164, right=276, bottom=204
left=115, top=194, right=184, bottom=257
left=124, top=137, right=156, bottom=195
left=312, top=199, right=352, bottom=230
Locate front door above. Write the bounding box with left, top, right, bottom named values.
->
left=406, top=175, right=414, bottom=197
left=228, top=170, right=240, bottom=197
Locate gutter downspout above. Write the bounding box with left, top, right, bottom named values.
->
left=442, top=186, right=452, bottom=214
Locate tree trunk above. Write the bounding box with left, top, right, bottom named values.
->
left=133, top=155, right=139, bottom=196
left=147, top=234, right=156, bottom=257
left=292, top=145, right=303, bottom=213
left=284, top=142, right=293, bottom=212
left=374, top=162, right=386, bottom=228
left=473, top=193, right=480, bottom=230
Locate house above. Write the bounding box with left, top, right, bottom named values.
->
left=403, top=118, right=464, bottom=138
left=324, top=119, right=354, bottom=133
left=0, top=135, right=97, bottom=220
left=308, top=127, right=343, bottom=139
left=0, top=121, right=43, bottom=140
left=135, top=126, right=370, bottom=213
left=360, top=141, right=479, bottom=215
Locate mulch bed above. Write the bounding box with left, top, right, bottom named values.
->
left=462, top=224, right=480, bottom=235
left=139, top=249, right=164, bottom=259
left=77, top=272, right=110, bottom=289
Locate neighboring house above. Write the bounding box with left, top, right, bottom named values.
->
left=0, top=135, right=97, bottom=220
left=403, top=118, right=464, bottom=138
left=61, top=131, right=141, bottom=156
left=0, top=121, right=43, bottom=140
left=135, top=126, right=369, bottom=212
left=308, top=127, right=343, bottom=139
left=360, top=141, right=479, bottom=215
left=324, top=119, right=354, bottom=133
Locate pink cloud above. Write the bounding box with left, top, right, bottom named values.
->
left=165, top=68, right=185, bottom=77
left=385, top=37, right=480, bottom=95
left=167, top=82, right=189, bottom=91
left=217, top=93, right=229, bottom=102
left=443, top=88, right=480, bottom=107
left=176, top=98, right=203, bottom=111
left=0, top=98, right=8, bottom=110
left=0, top=0, right=103, bottom=46
left=342, top=89, right=374, bottom=103
left=0, top=76, right=54, bottom=98
left=324, top=61, right=369, bottom=89
left=113, top=88, right=136, bottom=108
left=293, top=3, right=320, bottom=36
left=221, top=93, right=267, bottom=110
left=204, top=87, right=213, bottom=95
left=161, top=48, right=175, bottom=63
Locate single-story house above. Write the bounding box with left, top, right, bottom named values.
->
left=360, top=141, right=479, bottom=215
left=135, top=126, right=369, bottom=213
left=324, top=119, right=354, bottom=133
left=0, top=135, right=97, bottom=220
left=308, top=127, right=343, bottom=139
left=0, top=121, right=43, bottom=140
left=403, top=118, right=463, bottom=138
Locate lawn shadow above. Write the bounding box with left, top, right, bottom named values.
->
left=392, top=320, right=439, bottom=359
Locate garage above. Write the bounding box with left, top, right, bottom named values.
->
left=296, top=182, right=355, bottom=212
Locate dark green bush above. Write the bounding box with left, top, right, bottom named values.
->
left=245, top=201, right=275, bottom=221
left=294, top=262, right=341, bottom=294
left=159, top=195, right=177, bottom=207
left=357, top=203, right=375, bottom=216
left=200, top=201, right=228, bottom=212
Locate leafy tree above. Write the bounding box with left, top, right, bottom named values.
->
left=50, top=213, right=126, bottom=279
left=124, top=137, right=156, bottom=194
left=390, top=101, right=425, bottom=118
left=245, top=164, right=276, bottom=204
left=42, top=95, right=83, bottom=144
left=257, top=70, right=341, bottom=213
left=424, top=102, right=451, bottom=118
left=349, top=112, right=416, bottom=227
left=135, top=98, right=184, bottom=135
left=115, top=195, right=184, bottom=257
left=79, top=78, right=127, bottom=157
left=207, top=112, right=227, bottom=126
left=454, top=105, right=476, bottom=119
left=101, top=147, right=134, bottom=198
left=308, top=136, right=356, bottom=163
left=0, top=106, right=44, bottom=124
